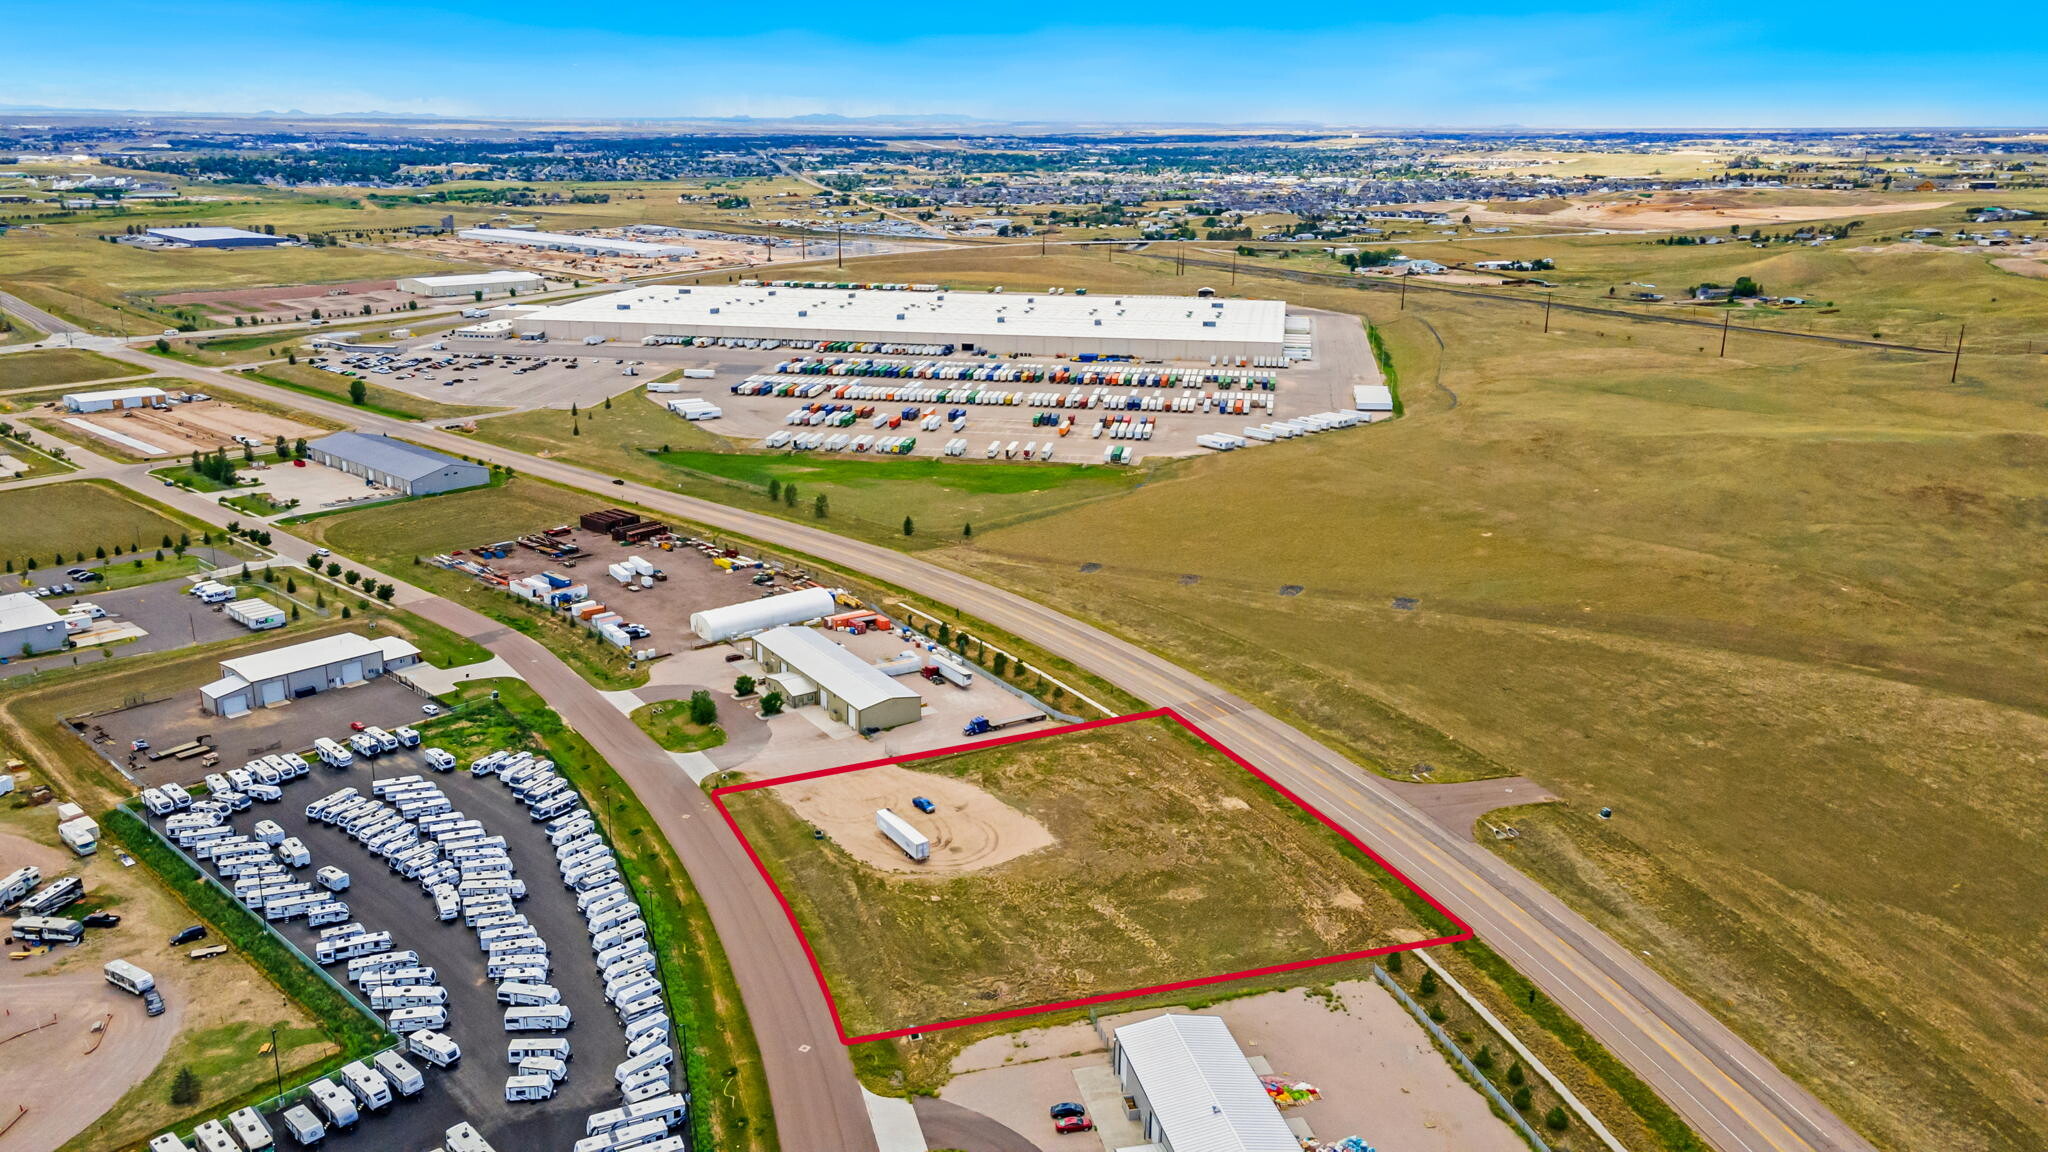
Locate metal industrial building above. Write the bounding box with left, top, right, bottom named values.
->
left=200, top=632, right=421, bottom=717
left=144, top=226, right=287, bottom=248
left=63, top=385, right=166, bottom=413
left=748, top=626, right=922, bottom=732
left=1111, top=1013, right=1298, bottom=1152
left=396, top=271, right=546, bottom=297
left=306, top=432, right=490, bottom=497
left=0, top=592, right=67, bottom=656
left=511, top=285, right=1288, bottom=360
left=457, top=228, right=697, bottom=258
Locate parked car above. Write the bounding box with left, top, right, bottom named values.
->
left=76, top=572, right=101, bottom=583
left=82, top=912, right=121, bottom=928
left=65, top=567, right=91, bottom=579
left=170, top=925, right=207, bottom=946
left=911, top=797, right=936, bottom=814
left=1050, top=1103, right=1087, bottom=1120
left=421, top=704, right=441, bottom=717
left=131, top=740, right=150, bottom=752
left=349, top=721, right=367, bottom=731
left=143, top=989, right=165, bottom=1017
left=1053, top=1115, right=1094, bottom=1134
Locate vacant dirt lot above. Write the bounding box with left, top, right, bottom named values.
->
left=722, top=713, right=1433, bottom=1037
left=771, top=762, right=1054, bottom=875
left=157, top=278, right=414, bottom=322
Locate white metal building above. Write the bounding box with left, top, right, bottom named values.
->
left=199, top=633, right=421, bottom=717
left=1111, top=1014, right=1297, bottom=1152
left=748, top=626, right=922, bottom=732
left=0, top=592, right=67, bottom=656
left=306, top=432, right=490, bottom=497
left=396, top=271, right=546, bottom=298
left=144, top=226, right=287, bottom=248
left=511, top=286, right=1289, bottom=360
left=690, top=587, right=840, bottom=644
left=457, top=228, right=696, bottom=258
left=62, top=386, right=166, bottom=413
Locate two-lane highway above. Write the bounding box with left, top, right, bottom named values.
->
left=100, top=345, right=1876, bottom=1152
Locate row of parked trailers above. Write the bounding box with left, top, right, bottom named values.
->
left=639, top=333, right=954, bottom=356
left=1195, top=409, right=1367, bottom=452
left=141, top=756, right=456, bottom=1152
left=766, top=355, right=1278, bottom=390
left=467, top=749, right=689, bottom=1129
left=735, top=373, right=1275, bottom=414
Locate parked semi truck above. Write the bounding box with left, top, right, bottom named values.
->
left=962, top=712, right=1048, bottom=737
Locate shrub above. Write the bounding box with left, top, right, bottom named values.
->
left=1512, top=1086, right=1533, bottom=1111
left=733, top=675, right=756, bottom=697
left=687, top=689, right=717, bottom=726
left=760, top=691, right=784, bottom=716
left=1546, top=1107, right=1570, bottom=1132
left=1507, top=1062, right=1525, bottom=1087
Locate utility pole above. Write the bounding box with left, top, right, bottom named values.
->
left=835, top=225, right=843, bottom=270
left=1543, top=292, right=1553, bottom=333
left=270, top=1027, right=284, bottom=1102
left=1398, top=275, right=1407, bottom=311
left=1950, top=322, right=1966, bottom=383
left=1718, top=310, right=1730, bottom=357
left=1230, top=252, right=1238, bottom=286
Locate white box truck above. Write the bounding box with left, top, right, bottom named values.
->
left=875, top=808, right=930, bottom=861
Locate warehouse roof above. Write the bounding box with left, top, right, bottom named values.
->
left=0, top=591, right=63, bottom=633
left=146, top=226, right=277, bottom=242
left=1114, top=1014, right=1296, bottom=1152
left=219, top=632, right=386, bottom=684
left=753, top=626, right=920, bottom=713
left=64, top=385, right=166, bottom=404
left=519, top=285, right=1288, bottom=346
left=459, top=228, right=695, bottom=257
left=402, top=271, right=545, bottom=287
left=309, top=431, right=476, bottom=482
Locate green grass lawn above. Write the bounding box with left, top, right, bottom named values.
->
left=629, top=697, right=727, bottom=752
left=0, top=307, right=45, bottom=346
left=0, top=479, right=232, bottom=570
left=241, top=362, right=501, bottom=422
left=466, top=388, right=1146, bottom=548
left=0, top=428, right=78, bottom=482
left=723, top=714, right=1434, bottom=1038
left=0, top=347, right=146, bottom=387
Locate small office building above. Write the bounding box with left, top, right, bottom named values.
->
left=63, top=386, right=166, bottom=413
left=748, top=626, right=922, bottom=732
left=1111, top=1014, right=1298, bottom=1152
left=144, top=226, right=287, bottom=248
left=200, top=632, right=421, bottom=717
left=306, top=431, right=490, bottom=497
left=0, top=592, right=67, bottom=656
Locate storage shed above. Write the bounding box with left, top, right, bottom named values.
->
left=689, top=587, right=839, bottom=643
left=199, top=633, right=421, bottom=717
left=224, top=598, right=288, bottom=630
left=1111, top=1014, right=1297, bottom=1152
left=0, top=592, right=67, bottom=656
left=748, top=626, right=921, bottom=732
left=63, top=386, right=166, bottom=413
left=306, top=431, right=489, bottom=497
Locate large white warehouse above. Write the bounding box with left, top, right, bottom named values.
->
left=510, top=285, right=1289, bottom=360
left=457, top=228, right=696, bottom=258
left=397, top=271, right=545, bottom=297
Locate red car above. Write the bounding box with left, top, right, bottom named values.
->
left=349, top=721, right=367, bottom=731
left=1053, top=1116, right=1094, bottom=1134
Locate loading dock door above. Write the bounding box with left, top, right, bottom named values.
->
left=339, top=659, right=365, bottom=684
left=259, top=680, right=287, bottom=706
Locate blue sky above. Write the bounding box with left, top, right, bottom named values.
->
left=6, top=1, right=2042, bottom=126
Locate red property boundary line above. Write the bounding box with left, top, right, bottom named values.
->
left=709, top=707, right=1473, bottom=1044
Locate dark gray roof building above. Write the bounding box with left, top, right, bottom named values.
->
left=307, top=432, right=489, bottom=497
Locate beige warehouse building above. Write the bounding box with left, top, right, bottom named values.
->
left=748, top=626, right=922, bottom=732
left=509, top=285, right=1288, bottom=360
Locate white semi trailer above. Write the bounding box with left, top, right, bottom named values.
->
left=874, top=808, right=930, bottom=862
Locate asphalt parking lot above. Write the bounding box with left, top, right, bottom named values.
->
left=0, top=576, right=255, bottom=682
left=150, top=739, right=634, bottom=1150
left=91, top=677, right=426, bottom=786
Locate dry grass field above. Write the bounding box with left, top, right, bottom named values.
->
left=721, top=714, right=1436, bottom=1039
left=783, top=244, right=2048, bottom=1152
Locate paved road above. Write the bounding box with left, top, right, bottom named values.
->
left=113, top=345, right=1878, bottom=1152
left=0, top=289, right=83, bottom=336
left=912, top=1097, right=1042, bottom=1152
